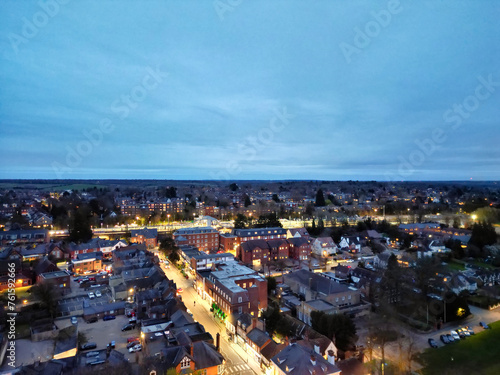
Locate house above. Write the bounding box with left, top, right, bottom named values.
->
left=158, top=341, right=224, bottom=375
left=31, top=212, right=53, bottom=228
left=339, top=236, right=362, bottom=253
left=287, top=228, right=310, bottom=239
left=374, top=252, right=392, bottom=269
left=428, top=240, right=449, bottom=253
left=239, top=239, right=270, bottom=266
left=447, top=274, right=478, bottom=295
left=287, top=237, right=311, bottom=261
left=246, top=327, right=272, bottom=364
left=71, top=251, right=103, bottom=274
left=312, top=237, right=338, bottom=257
left=130, top=227, right=158, bottom=249
left=271, top=343, right=341, bottom=375
left=284, top=269, right=367, bottom=319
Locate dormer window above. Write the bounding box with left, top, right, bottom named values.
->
left=180, top=356, right=190, bottom=369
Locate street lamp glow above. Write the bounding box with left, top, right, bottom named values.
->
left=471, top=214, right=477, bottom=221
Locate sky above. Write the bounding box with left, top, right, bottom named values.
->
left=0, top=0, right=499, bottom=181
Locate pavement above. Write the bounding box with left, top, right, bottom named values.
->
left=160, top=261, right=264, bottom=375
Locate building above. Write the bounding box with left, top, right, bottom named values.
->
left=196, top=261, right=267, bottom=321
left=219, top=233, right=238, bottom=254
left=71, top=251, right=103, bottom=274
left=312, top=237, right=338, bottom=257
left=338, top=236, right=363, bottom=253
left=173, top=227, right=219, bottom=253
left=287, top=237, right=311, bottom=261
left=158, top=341, right=224, bottom=375
left=286, top=228, right=310, bottom=239
left=130, top=227, right=158, bottom=249
left=232, top=227, right=287, bottom=244
left=37, top=271, right=71, bottom=295
left=283, top=269, right=367, bottom=320
left=271, top=343, right=340, bottom=375
left=0, top=229, right=49, bottom=245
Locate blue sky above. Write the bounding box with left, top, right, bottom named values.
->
left=1, top=0, right=499, bottom=181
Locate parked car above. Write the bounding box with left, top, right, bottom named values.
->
left=480, top=321, right=490, bottom=329
left=440, top=334, right=449, bottom=344
left=122, top=323, right=135, bottom=331
left=88, top=292, right=95, bottom=299
left=428, top=338, right=438, bottom=348
left=177, top=288, right=183, bottom=293
left=129, top=317, right=137, bottom=324
left=465, top=326, right=475, bottom=335
left=450, top=330, right=460, bottom=341
left=103, top=315, right=115, bottom=321
left=95, top=290, right=102, bottom=298
left=128, top=344, right=142, bottom=353
left=127, top=337, right=140, bottom=343
left=80, top=342, right=97, bottom=351
left=127, top=340, right=140, bottom=349
left=446, top=334, right=455, bottom=342
left=71, top=317, right=78, bottom=325
left=86, top=317, right=98, bottom=324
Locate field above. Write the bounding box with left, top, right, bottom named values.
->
left=417, top=320, right=500, bottom=375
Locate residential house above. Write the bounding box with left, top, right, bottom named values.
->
left=130, top=227, right=158, bottom=249
left=71, top=251, right=103, bottom=274
left=312, top=237, right=338, bottom=257
left=270, top=343, right=341, bottom=375
left=37, top=271, right=71, bottom=295
left=287, top=237, right=311, bottom=261
left=286, top=228, right=310, bottom=240
left=339, top=236, right=363, bottom=253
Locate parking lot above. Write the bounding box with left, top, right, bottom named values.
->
left=75, top=315, right=143, bottom=362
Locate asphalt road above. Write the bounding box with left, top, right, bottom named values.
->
left=160, top=262, right=261, bottom=375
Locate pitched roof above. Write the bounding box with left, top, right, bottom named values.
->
left=271, top=343, right=340, bottom=375
left=246, top=328, right=271, bottom=348
left=192, top=341, right=224, bottom=369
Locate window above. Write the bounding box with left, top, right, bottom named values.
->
left=180, top=357, right=190, bottom=369
left=238, top=297, right=242, bottom=303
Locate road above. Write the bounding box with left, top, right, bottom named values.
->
left=159, top=262, right=261, bottom=375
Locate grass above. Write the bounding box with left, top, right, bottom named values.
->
left=446, top=261, right=465, bottom=271
left=417, top=320, right=500, bottom=375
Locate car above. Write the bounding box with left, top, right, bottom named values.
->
left=88, top=292, right=95, bottom=299
left=428, top=338, right=438, bottom=348
left=450, top=330, right=460, bottom=341
left=121, top=323, right=135, bottom=331
left=440, top=334, right=449, bottom=344
left=480, top=321, right=490, bottom=329
left=459, top=327, right=470, bottom=337
left=128, top=344, right=142, bottom=353
left=127, top=340, right=140, bottom=349
left=126, top=310, right=135, bottom=318
left=465, top=326, right=475, bottom=335
left=85, top=351, right=100, bottom=358
left=95, top=290, right=102, bottom=298
left=127, top=337, right=140, bottom=343
left=86, top=317, right=98, bottom=323
left=71, top=317, right=78, bottom=325
left=446, top=334, right=455, bottom=342
left=103, top=315, right=115, bottom=321
left=80, top=342, right=97, bottom=351
left=177, top=288, right=183, bottom=293
left=129, top=317, right=137, bottom=324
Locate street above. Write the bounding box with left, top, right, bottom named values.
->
left=160, top=261, right=261, bottom=375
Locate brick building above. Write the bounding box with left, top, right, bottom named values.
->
left=37, top=271, right=71, bottom=295
left=130, top=228, right=158, bottom=249
left=287, top=237, right=311, bottom=261
left=173, top=227, right=219, bottom=253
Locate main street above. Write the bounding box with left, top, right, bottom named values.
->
left=159, top=260, right=262, bottom=375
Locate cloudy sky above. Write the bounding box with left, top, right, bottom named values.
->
left=1, top=0, right=499, bottom=181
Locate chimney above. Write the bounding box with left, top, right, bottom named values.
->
left=310, top=354, right=316, bottom=366
left=216, top=332, right=220, bottom=352
left=190, top=343, right=194, bottom=357
left=314, top=344, right=320, bottom=355
left=327, top=350, right=335, bottom=365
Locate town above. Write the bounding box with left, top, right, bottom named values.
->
left=0, top=180, right=499, bottom=375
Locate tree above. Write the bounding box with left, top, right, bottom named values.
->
left=266, top=276, right=277, bottom=294
left=254, top=213, right=282, bottom=228
left=272, top=194, right=280, bottom=203
left=310, top=312, right=357, bottom=351
left=243, top=194, right=252, bottom=207
left=234, top=214, right=249, bottom=229
left=315, top=189, right=326, bottom=207
left=470, top=221, right=497, bottom=249
left=229, top=183, right=239, bottom=192
left=31, top=282, right=58, bottom=319
left=69, top=207, right=93, bottom=243
left=159, top=237, right=180, bottom=263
